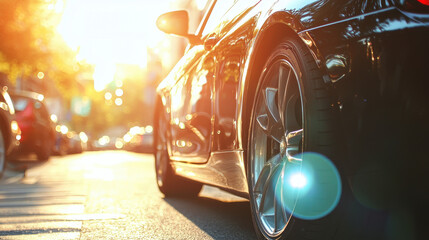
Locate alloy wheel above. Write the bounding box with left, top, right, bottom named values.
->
left=250, top=58, right=304, bottom=237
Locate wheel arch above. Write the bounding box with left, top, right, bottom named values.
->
left=240, top=18, right=311, bottom=170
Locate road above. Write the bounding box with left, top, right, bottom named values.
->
left=0, top=151, right=256, bottom=240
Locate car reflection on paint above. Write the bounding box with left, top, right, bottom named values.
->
left=153, top=1, right=429, bottom=239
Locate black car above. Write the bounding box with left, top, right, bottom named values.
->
left=154, top=1, right=429, bottom=239
left=10, top=91, right=55, bottom=161
left=0, top=87, right=20, bottom=177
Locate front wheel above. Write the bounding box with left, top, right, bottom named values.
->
left=247, top=37, right=342, bottom=239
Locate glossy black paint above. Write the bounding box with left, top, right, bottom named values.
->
left=156, top=0, right=429, bottom=205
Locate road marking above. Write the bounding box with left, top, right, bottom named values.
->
left=0, top=232, right=81, bottom=240
left=0, top=180, right=86, bottom=240
left=0, top=214, right=125, bottom=224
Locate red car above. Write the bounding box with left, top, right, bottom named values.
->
left=10, top=91, right=55, bottom=161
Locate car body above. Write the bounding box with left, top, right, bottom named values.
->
left=154, top=0, right=429, bottom=239
left=67, top=131, right=84, bottom=154
left=52, top=125, right=70, bottom=156
left=0, top=87, right=21, bottom=176
left=10, top=91, right=55, bottom=161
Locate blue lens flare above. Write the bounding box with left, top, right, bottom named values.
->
left=277, top=152, right=342, bottom=220
left=289, top=172, right=307, bottom=189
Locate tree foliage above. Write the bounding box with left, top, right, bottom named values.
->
left=0, top=0, right=87, bottom=95
left=0, top=0, right=55, bottom=65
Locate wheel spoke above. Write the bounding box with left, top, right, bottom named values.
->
left=253, top=163, right=270, bottom=197
left=257, top=154, right=282, bottom=215
left=274, top=164, right=287, bottom=232
left=286, top=129, right=303, bottom=163
left=285, top=94, right=301, bottom=131
left=278, top=64, right=292, bottom=126
left=256, top=88, right=283, bottom=142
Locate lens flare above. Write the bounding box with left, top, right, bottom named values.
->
left=289, top=173, right=307, bottom=188
left=277, top=152, right=342, bottom=220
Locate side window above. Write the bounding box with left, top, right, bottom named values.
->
left=201, top=0, right=237, bottom=37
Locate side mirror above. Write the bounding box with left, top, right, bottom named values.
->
left=156, top=10, right=189, bottom=36
left=156, top=10, right=202, bottom=45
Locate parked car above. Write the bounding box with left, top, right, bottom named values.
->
left=67, top=131, right=84, bottom=154
left=0, top=87, right=21, bottom=177
left=52, top=124, right=70, bottom=156
left=123, top=126, right=153, bottom=153
left=154, top=1, right=429, bottom=239
left=10, top=91, right=55, bottom=161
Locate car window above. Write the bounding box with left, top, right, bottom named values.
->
left=13, top=98, right=29, bottom=112
left=201, top=0, right=237, bottom=37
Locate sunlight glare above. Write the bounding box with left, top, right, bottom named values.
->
left=104, top=92, right=112, bottom=100
left=115, top=89, right=123, bottom=97
left=37, top=72, right=45, bottom=79
left=57, top=0, right=172, bottom=91
left=195, top=0, right=208, bottom=10
left=93, top=63, right=116, bottom=92
left=115, top=98, right=123, bottom=106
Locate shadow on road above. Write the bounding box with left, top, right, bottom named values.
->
left=2, top=154, right=48, bottom=182
left=163, top=195, right=256, bottom=240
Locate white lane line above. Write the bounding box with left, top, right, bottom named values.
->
left=0, top=204, right=85, bottom=216
left=0, top=214, right=125, bottom=224
left=0, top=232, right=80, bottom=240
left=0, top=221, right=82, bottom=231
left=0, top=198, right=86, bottom=208
left=0, top=193, right=86, bottom=200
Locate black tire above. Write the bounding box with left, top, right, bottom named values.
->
left=0, top=128, right=6, bottom=178
left=247, top=36, right=343, bottom=239
left=154, top=103, right=202, bottom=197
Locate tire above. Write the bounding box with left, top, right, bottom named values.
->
left=247, top=36, right=343, bottom=239
left=154, top=103, right=202, bottom=197
left=0, top=128, right=6, bottom=178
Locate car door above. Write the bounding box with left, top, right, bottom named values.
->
left=168, top=48, right=205, bottom=160
left=169, top=0, right=239, bottom=163
left=205, top=0, right=260, bottom=151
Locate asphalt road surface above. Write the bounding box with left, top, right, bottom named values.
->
left=0, top=151, right=256, bottom=240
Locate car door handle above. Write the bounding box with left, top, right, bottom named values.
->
left=204, top=36, right=218, bottom=50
